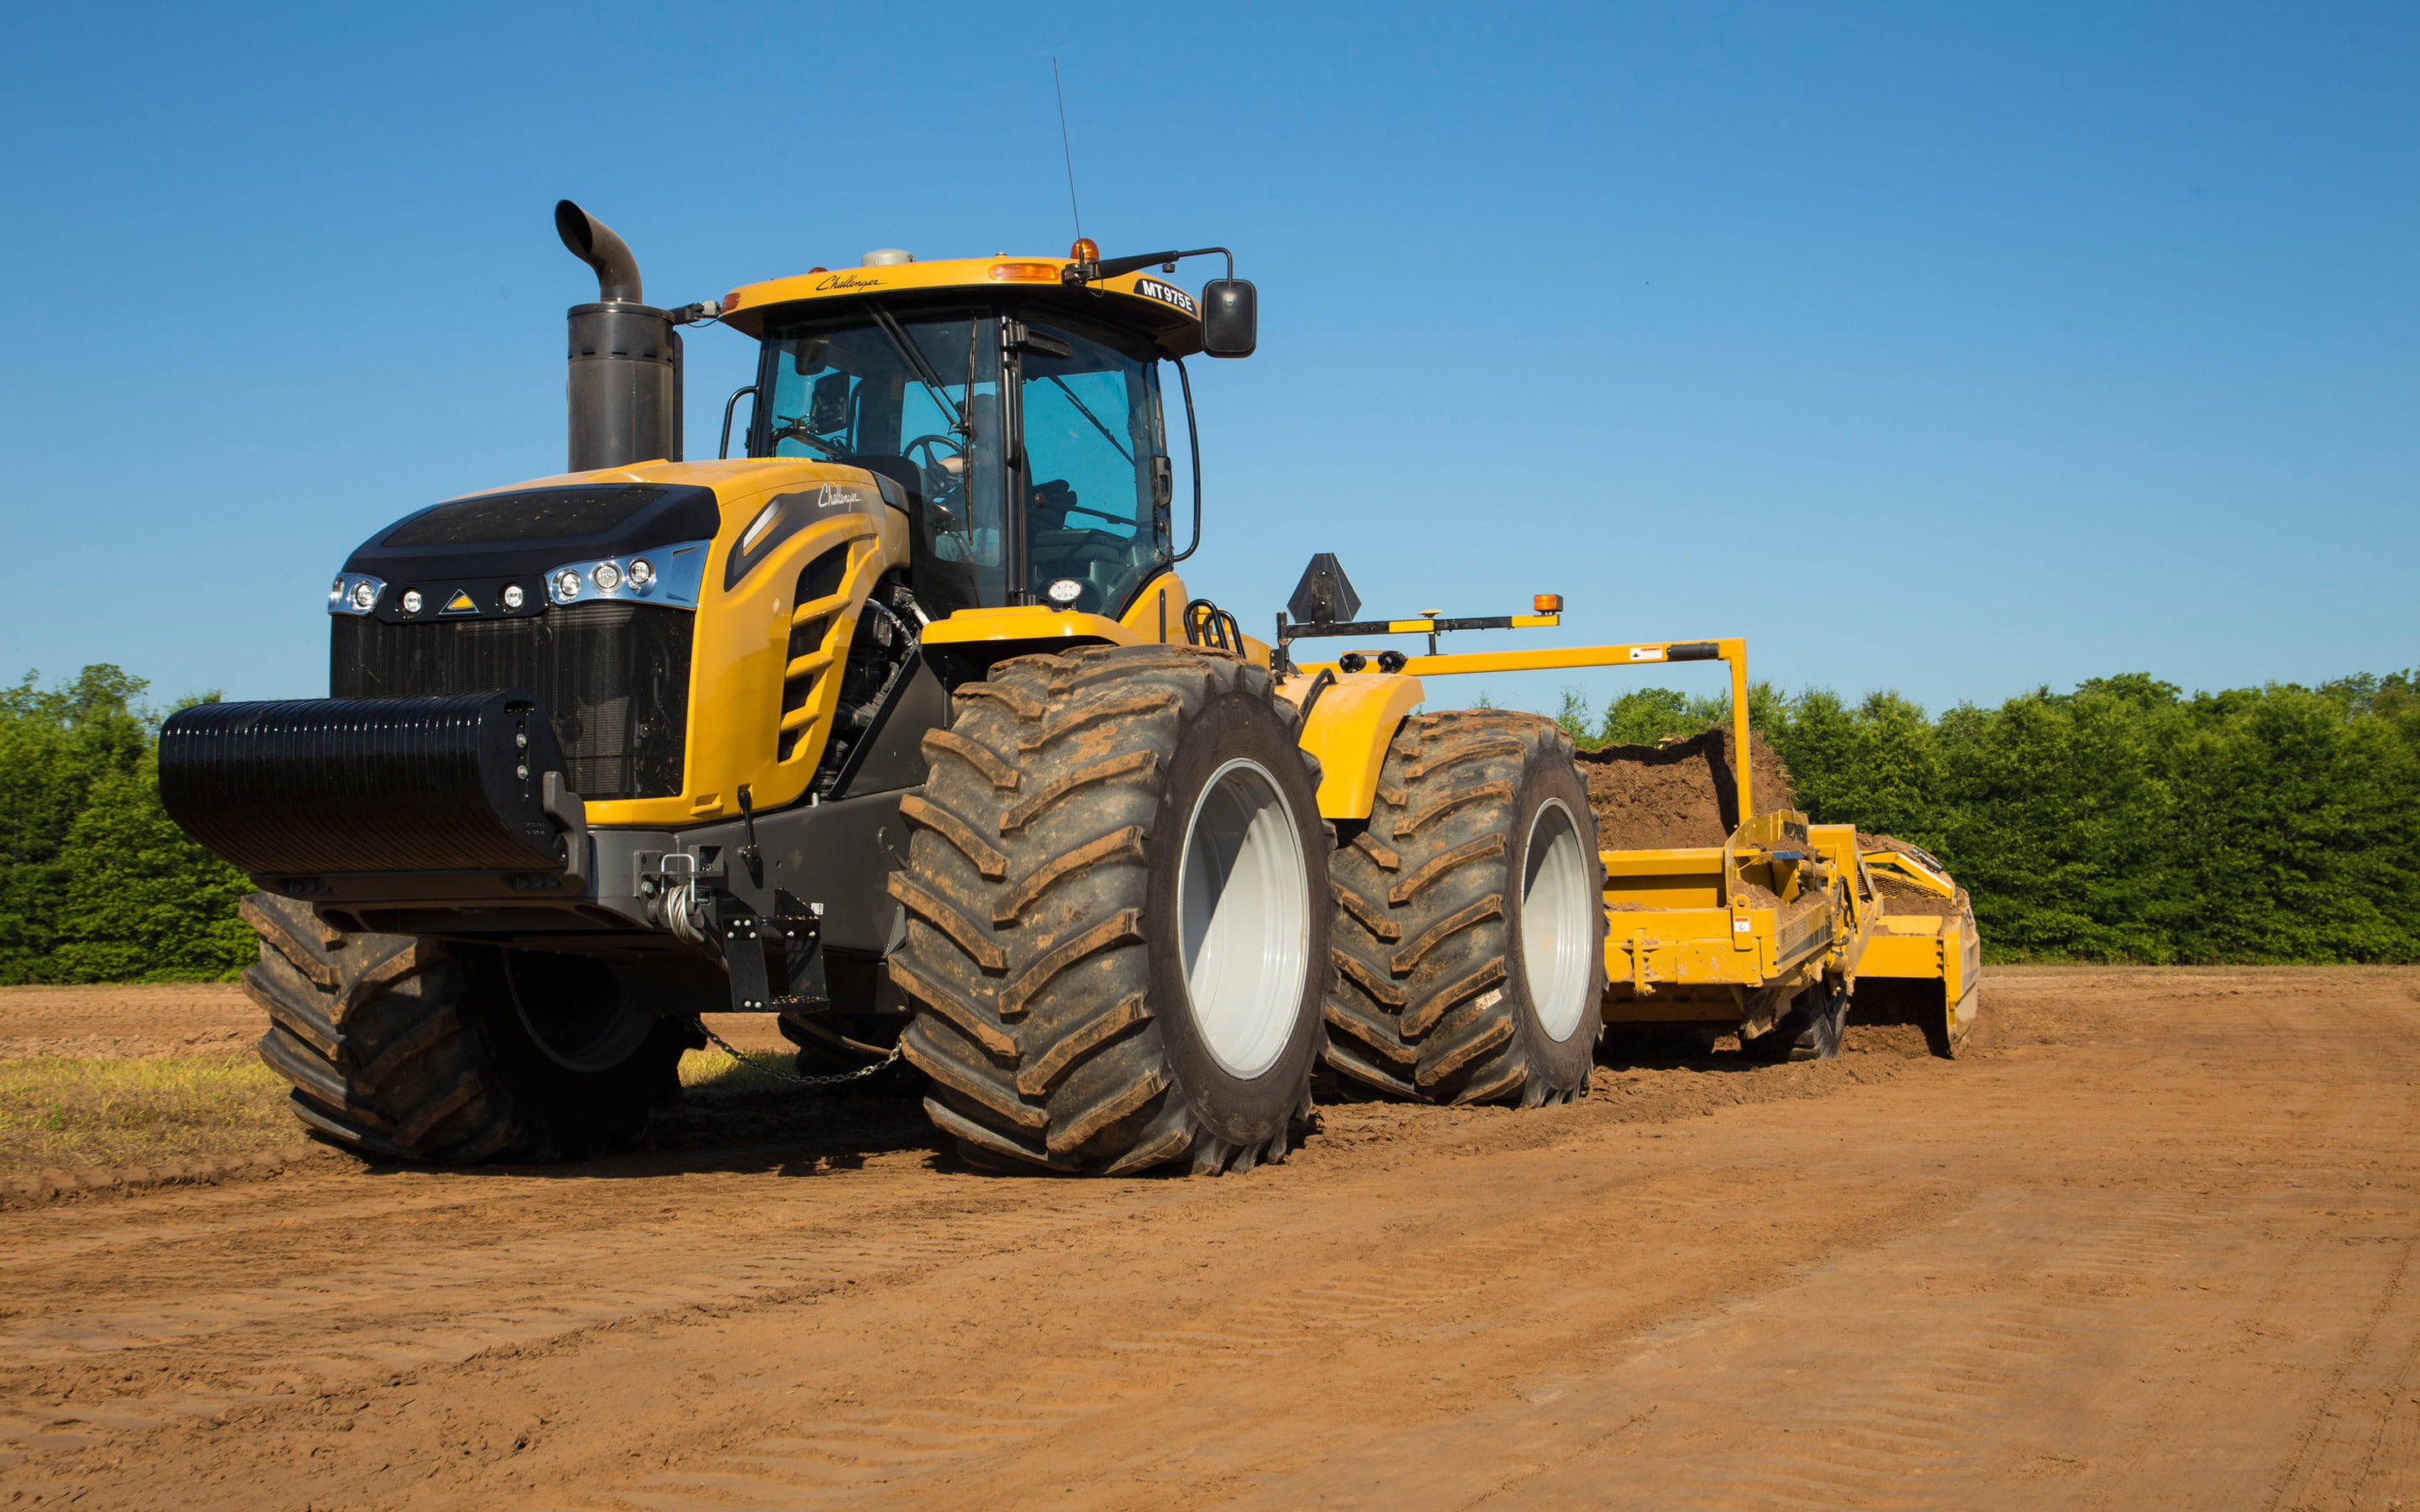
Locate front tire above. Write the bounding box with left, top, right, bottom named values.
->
left=1324, top=711, right=1607, bottom=1105
left=890, top=644, right=1330, bottom=1175
left=242, top=893, right=690, bottom=1163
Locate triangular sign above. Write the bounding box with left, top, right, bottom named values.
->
left=1286, top=554, right=1360, bottom=626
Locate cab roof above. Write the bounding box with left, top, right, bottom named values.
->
left=717, top=255, right=1207, bottom=358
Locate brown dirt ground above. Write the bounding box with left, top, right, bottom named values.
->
left=0, top=984, right=796, bottom=1063
left=3, top=966, right=2417, bottom=1509
left=1576, top=726, right=1797, bottom=848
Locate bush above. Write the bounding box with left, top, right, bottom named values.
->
left=1556, top=669, right=2420, bottom=965
left=0, top=667, right=253, bottom=984
left=4, top=661, right=2414, bottom=977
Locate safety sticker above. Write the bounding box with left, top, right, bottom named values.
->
left=1629, top=645, right=1665, bottom=661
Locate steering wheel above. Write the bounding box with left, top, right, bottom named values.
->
left=902, top=433, right=969, bottom=527
left=904, top=433, right=966, bottom=478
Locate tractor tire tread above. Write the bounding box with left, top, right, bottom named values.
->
left=1323, top=712, right=1602, bottom=1105
left=891, top=643, right=1318, bottom=1175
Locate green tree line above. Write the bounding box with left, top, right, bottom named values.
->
left=1555, top=670, right=2420, bottom=963
left=3, top=663, right=2415, bottom=981
left=1, top=667, right=253, bottom=983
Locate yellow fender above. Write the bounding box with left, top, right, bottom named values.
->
left=1282, top=672, right=1426, bottom=821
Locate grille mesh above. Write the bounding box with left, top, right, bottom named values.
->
left=331, top=603, right=692, bottom=801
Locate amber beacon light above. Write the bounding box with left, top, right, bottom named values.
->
left=1534, top=593, right=1564, bottom=615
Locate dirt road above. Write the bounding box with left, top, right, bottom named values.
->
left=2, top=966, right=2414, bottom=1509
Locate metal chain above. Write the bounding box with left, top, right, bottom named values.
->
left=689, top=1016, right=904, bottom=1087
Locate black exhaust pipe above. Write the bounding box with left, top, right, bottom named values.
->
left=556, top=200, right=682, bottom=472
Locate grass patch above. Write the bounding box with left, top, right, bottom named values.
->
left=677, top=1045, right=822, bottom=1109
left=0, top=1043, right=894, bottom=1180
left=0, top=1053, right=296, bottom=1176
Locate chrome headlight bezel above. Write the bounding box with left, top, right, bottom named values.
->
left=329, top=573, right=387, bottom=616
left=544, top=539, right=711, bottom=608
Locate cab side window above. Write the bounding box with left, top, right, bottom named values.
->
left=1019, top=323, right=1168, bottom=615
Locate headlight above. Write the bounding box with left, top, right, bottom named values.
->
left=540, top=540, right=708, bottom=612
left=349, top=580, right=379, bottom=612
left=1045, top=577, right=1083, bottom=606
left=401, top=590, right=424, bottom=615
left=502, top=584, right=525, bottom=609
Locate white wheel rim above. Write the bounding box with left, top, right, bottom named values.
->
left=1177, top=757, right=1311, bottom=1079
left=1522, top=798, right=1597, bottom=1042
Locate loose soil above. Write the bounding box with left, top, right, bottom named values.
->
left=3, top=966, right=2416, bottom=1509
left=1858, top=832, right=1975, bottom=919
left=1576, top=725, right=1797, bottom=848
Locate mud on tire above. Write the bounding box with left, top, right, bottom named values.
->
left=242, top=893, right=691, bottom=1163
left=890, top=643, right=1331, bottom=1175
left=1324, top=711, right=1607, bottom=1105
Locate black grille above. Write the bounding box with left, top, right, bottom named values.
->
left=332, top=603, right=692, bottom=801
left=381, top=487, right=675, bottom=547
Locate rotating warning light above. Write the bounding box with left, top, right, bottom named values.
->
left=1534, top=593, right=1563, bottom=614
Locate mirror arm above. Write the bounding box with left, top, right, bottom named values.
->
left=1064, top=246, right=1234, bottom=285
left=1170, top=358, right=1203, bottom=563
left=719, top=385, right=759, bottom=459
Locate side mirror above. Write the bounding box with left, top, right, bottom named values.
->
left=1200, top=279, right=1257, bottom=359
left=808, top=371, right=851, bottom=433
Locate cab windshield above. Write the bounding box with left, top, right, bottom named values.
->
left=757, top=308, right=1003, bottom=616
left=755, top=303, right=1172, bottom=619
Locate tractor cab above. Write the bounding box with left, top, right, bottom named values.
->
left=718, top=244, right=1254, bottom=620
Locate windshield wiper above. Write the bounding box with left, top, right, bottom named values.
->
left=1044, top=375, right=1134, bottom=464
left=868, top=305, right=967, bottom=434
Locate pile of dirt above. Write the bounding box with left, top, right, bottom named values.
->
left=1575, top=725, right=1798, bottom=849
left=1858, top=832, right=1972, bottom=920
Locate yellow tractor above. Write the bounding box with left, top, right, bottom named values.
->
left=160, top=202, right=1975, bottom=1176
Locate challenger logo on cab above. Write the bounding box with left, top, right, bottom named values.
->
left=1133, top=277, right=1199, bottom=318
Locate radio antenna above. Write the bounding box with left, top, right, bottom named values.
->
left=1052, top=58, right=1085, bottom=242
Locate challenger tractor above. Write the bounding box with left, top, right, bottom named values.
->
left=162, top=202, right=1978, bottom=1177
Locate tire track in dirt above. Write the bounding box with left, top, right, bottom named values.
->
left=1, top=1189, right=1146, bottom=1436
left=591, top=1203, right=1664, bottom=1509
left=4, top=968, right=2417, bottom=1510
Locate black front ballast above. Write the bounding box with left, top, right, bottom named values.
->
left=160, top=691, right=581, bottom=885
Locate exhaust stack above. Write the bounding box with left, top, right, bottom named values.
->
left=556, top=200, right=681, bottom=471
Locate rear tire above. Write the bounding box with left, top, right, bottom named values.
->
left=1742, top=977, right=1848, bottom=1063
left=1323, top=711, right=1607, bottom=1106
left=242, top=893, right=690, bottom=1163
left=890, top=644, right=1330, bottom=1175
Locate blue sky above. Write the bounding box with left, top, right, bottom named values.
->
left=3, top=1, right=2412, bottom=720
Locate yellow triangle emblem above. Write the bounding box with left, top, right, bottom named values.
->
left=442, top=590, right=477, bottom=614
